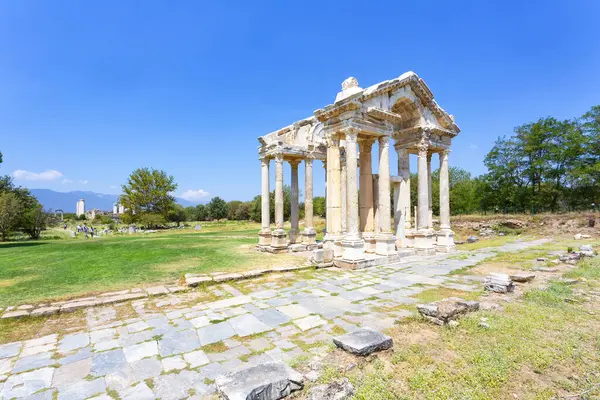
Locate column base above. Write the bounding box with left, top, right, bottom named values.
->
left=271, top=229, right=288, bottom=249
left=363, top=233, right=377, bottom=253
left=342, top=237, right=365, bottom=261
left=289, top=228, right=299, bottom=244
left=414, top=229, right=436, bottom=255
left=323, top=234, right=344, bottom=259
left=404, top=228, right=415, bottom=248
left=302, top=228, right=317, bottom=245
left=258, top=229, right=272, bottom=247
left=436, top=229, right=456, bottom=253
left=375, top=233, right=397, bottom=256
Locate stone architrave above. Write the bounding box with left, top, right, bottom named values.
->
left=436, top=149, right=455, bottom=252
left=375, top=136, right=396, bottom=256
left=302, top=159, right=317, bottom=245
left=359, top=139, right=376, bottom=253
left=271, top=154, right=287, bottom=249
left=341, top=129, right=365, bottom=261
left=258, top=158, right=271, bottom=246
left=289, top=160, right=300, bottom=244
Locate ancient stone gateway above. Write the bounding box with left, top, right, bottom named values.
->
left=257, top=72, right=460, bottom=268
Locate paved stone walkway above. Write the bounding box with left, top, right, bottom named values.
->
left=0, top=239, right=549, bottom=400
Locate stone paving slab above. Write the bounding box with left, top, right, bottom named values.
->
left=0, top=239, right=549, bottom=399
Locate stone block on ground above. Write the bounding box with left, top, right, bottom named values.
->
left=510, top=273, right=536, bottom=283
left=307, top=378, right=354, bottom=400
left=416, top=297, right=480, bottom=325
left=484, top=273, right=514, bottom=293
left=332, top=328, right=393, bottom=356
left=215, top=361, right=303, bottom=400
left=186, top=275, right=212, bottom=287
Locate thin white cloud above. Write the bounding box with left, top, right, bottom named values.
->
left=109, top=185, right=118, bottom=189
left=468, top=144, right=479, bottom=149
left=12, top=169, right=63, bottom=181
left=79, top=180, right=89, bottom=185
left=180, top=189, right=211, bottom=201
left=61, top=179, right=73, bottom=184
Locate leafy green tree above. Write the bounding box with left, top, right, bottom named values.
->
left=0, top=192, right=22, bottom=241
left=313, top=196, right=326, bottom=218
left=167, top=204, right=186, bottom=226
left=139, top=213, right=166, bottom=228
left=21, top=204, right=47, bottom=239
left=206, top=197, right=228, bottom=220
left=234, top=202, right=252, bottom=220
left=227, top=201, right=243, bottom=220
left=120, top=168, right=177, bottom=222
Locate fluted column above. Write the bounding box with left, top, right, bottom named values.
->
left=439, top=150, right=450, bottom=229
left=258, top=158, right=271, bottom=246
left=289, top=160, right=300, bottom=244
left=417, top=144, right=430, bottom=231
left=340, top=154, right=347, bottom=234
left=342, top=129, right=364, bottom=261
left=375, top=136, right=396, bottom=256
left=302, top=159, right=316, bottom=244
left=325, top=134, right=342, bottom=238
left=360, top=139, right=376, bottom=253
left=427, top=153, right=433, bottom=229
left=271, top=154, right=287, bottom=248
left=395, top=147, right=411, bottom=247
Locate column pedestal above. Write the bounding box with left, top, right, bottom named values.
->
left=258, top=231, right=272, bottom=247
left=302, top=228, right=317, bottom=246
left=414, top=230, right=436, bottom=255
left=375, top=233, right=396, bottom=256
left=270, top=229, right=288, bottom=251
left=436, top=229, right=456, bottom=253
left=363, top=233, right=377, bottom=253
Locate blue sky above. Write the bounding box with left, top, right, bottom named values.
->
left=1, top=0, right=599, bottom=203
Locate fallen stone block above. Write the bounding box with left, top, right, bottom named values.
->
left=307, top=378, right=354, bottom=400
left=466, top=236, right=478, bottom=243
left=417, top=298, right=480, bottom=325
left=312, top=249, right=325, bottom=263
left=484, top=273, right=514, bottom=293
left=1, top=310, right=29, bottom=319
left=509, top=273, right=536, bottom=283
left=213, top=273, right=243, bottom=282
left=186, top=276, right=213, bottom=287
left=61, top=300, right=101, bottom=313
left=574, top=233, right=591, bottom=240
left=333, top=328, right=393, bottom=356
left=532, top=266, right=558, bottom=272
left=30, top=307, right=60, bottom=317
left=216, top=361, right=303, bottom=400
left=101, top=293, right=147, bottom=305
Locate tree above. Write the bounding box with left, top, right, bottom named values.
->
left=0, top=192, right=22, bottom=241
left=313, top=196, right=326, bottom=218
left=139, top=213, right=166, bottom=229
left=234, top=202, right=252, bottom=220
left=120, top=168, right=177, bottom=222
left=206, top=197, right=227, bottom=220
left=167, top=205, right=186, bottom=226
left=21, top=204, right=47, bottom=240
left=227, top=201, right=243, bottom=220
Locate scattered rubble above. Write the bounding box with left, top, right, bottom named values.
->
left=307, top=378, right=355, bottom=400
left=579, top=245, right=594, bottom=257
left=509, top=273, right=536, bottom=283
left=484, top=273, right=514, bottom=293
left=559, top=253, right=583, bottom=264
left=479, top=227, right=495, bottom=237
left=215, top=362, right=304, bottom=400
left=574, top=233, right=591, bottom=240
left=466, top=236, right=479, bottom=243
left=416, top=297, right=480, bottom=325
left=532, top=266, right=559, bottom=272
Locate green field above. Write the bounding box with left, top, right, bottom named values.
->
left=0, top=222, right=305, bottom=306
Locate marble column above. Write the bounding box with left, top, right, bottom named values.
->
left=436, top=149, right=455, bottom=252
left=342, top=129, right=364, bottom=261
left=340, top=154, right=347, bottom=234
left=324, top=134, right=342, bottom=257
left=302, top=159, right=316, bottom=245
left=375, top=136, right=396, bottom=256
left=394, top=147, right=411, bottom=247
left=415, top=131, right=436, bottom=255
left=258, top=158, right=271, bottom=246
left=359, top=139, right=376, bottom=253
left=289, top=160, right=300, bottom=244
left=271, top=154, right=287, bottom=249
left=427, top=153, right=433, bottom=229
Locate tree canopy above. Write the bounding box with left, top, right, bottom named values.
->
left=120, top=168, right=178, bottom=222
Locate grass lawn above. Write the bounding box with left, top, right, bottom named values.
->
left=0, top=221, right=306, bottom=306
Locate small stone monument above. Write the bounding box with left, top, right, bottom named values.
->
left=333, top=328, right=393, bottom=356
left=129, top=225, right=136, bottom=234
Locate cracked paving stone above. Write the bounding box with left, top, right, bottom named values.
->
left=276, top=304, right=311, bottom=319
left=57, top=377, right=106, bottom=400
left=161, top=355, right=187, bottom=372
left=227, top=314, right=272, bottom=337
left=158, top=329, right=201, bottom=356
left=123, top=341, right=158, bottom=363
left=1, top=367, right=54, bottom=398
left=59, top=333, right=90, bottom=354
left=130, top=357, right=162, bottom=381
left=0, top=342, right=22, bottom=359
left=294, top=315, right=327, bottom=331
left=91, top=349, right=128, bottom=376
left=118, top=382, right=155, bottom=400
left=197, top=322, right=236, bottom=346
left=52, top=357, right=92, bottom=388
left=183, top=350, right=209, bottom=368
left=248, top=337, right=272, bottom=352
left=12, top=352, right=54, bottom=374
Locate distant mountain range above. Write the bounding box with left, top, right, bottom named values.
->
left=30, top=189, right=199, bottom=212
